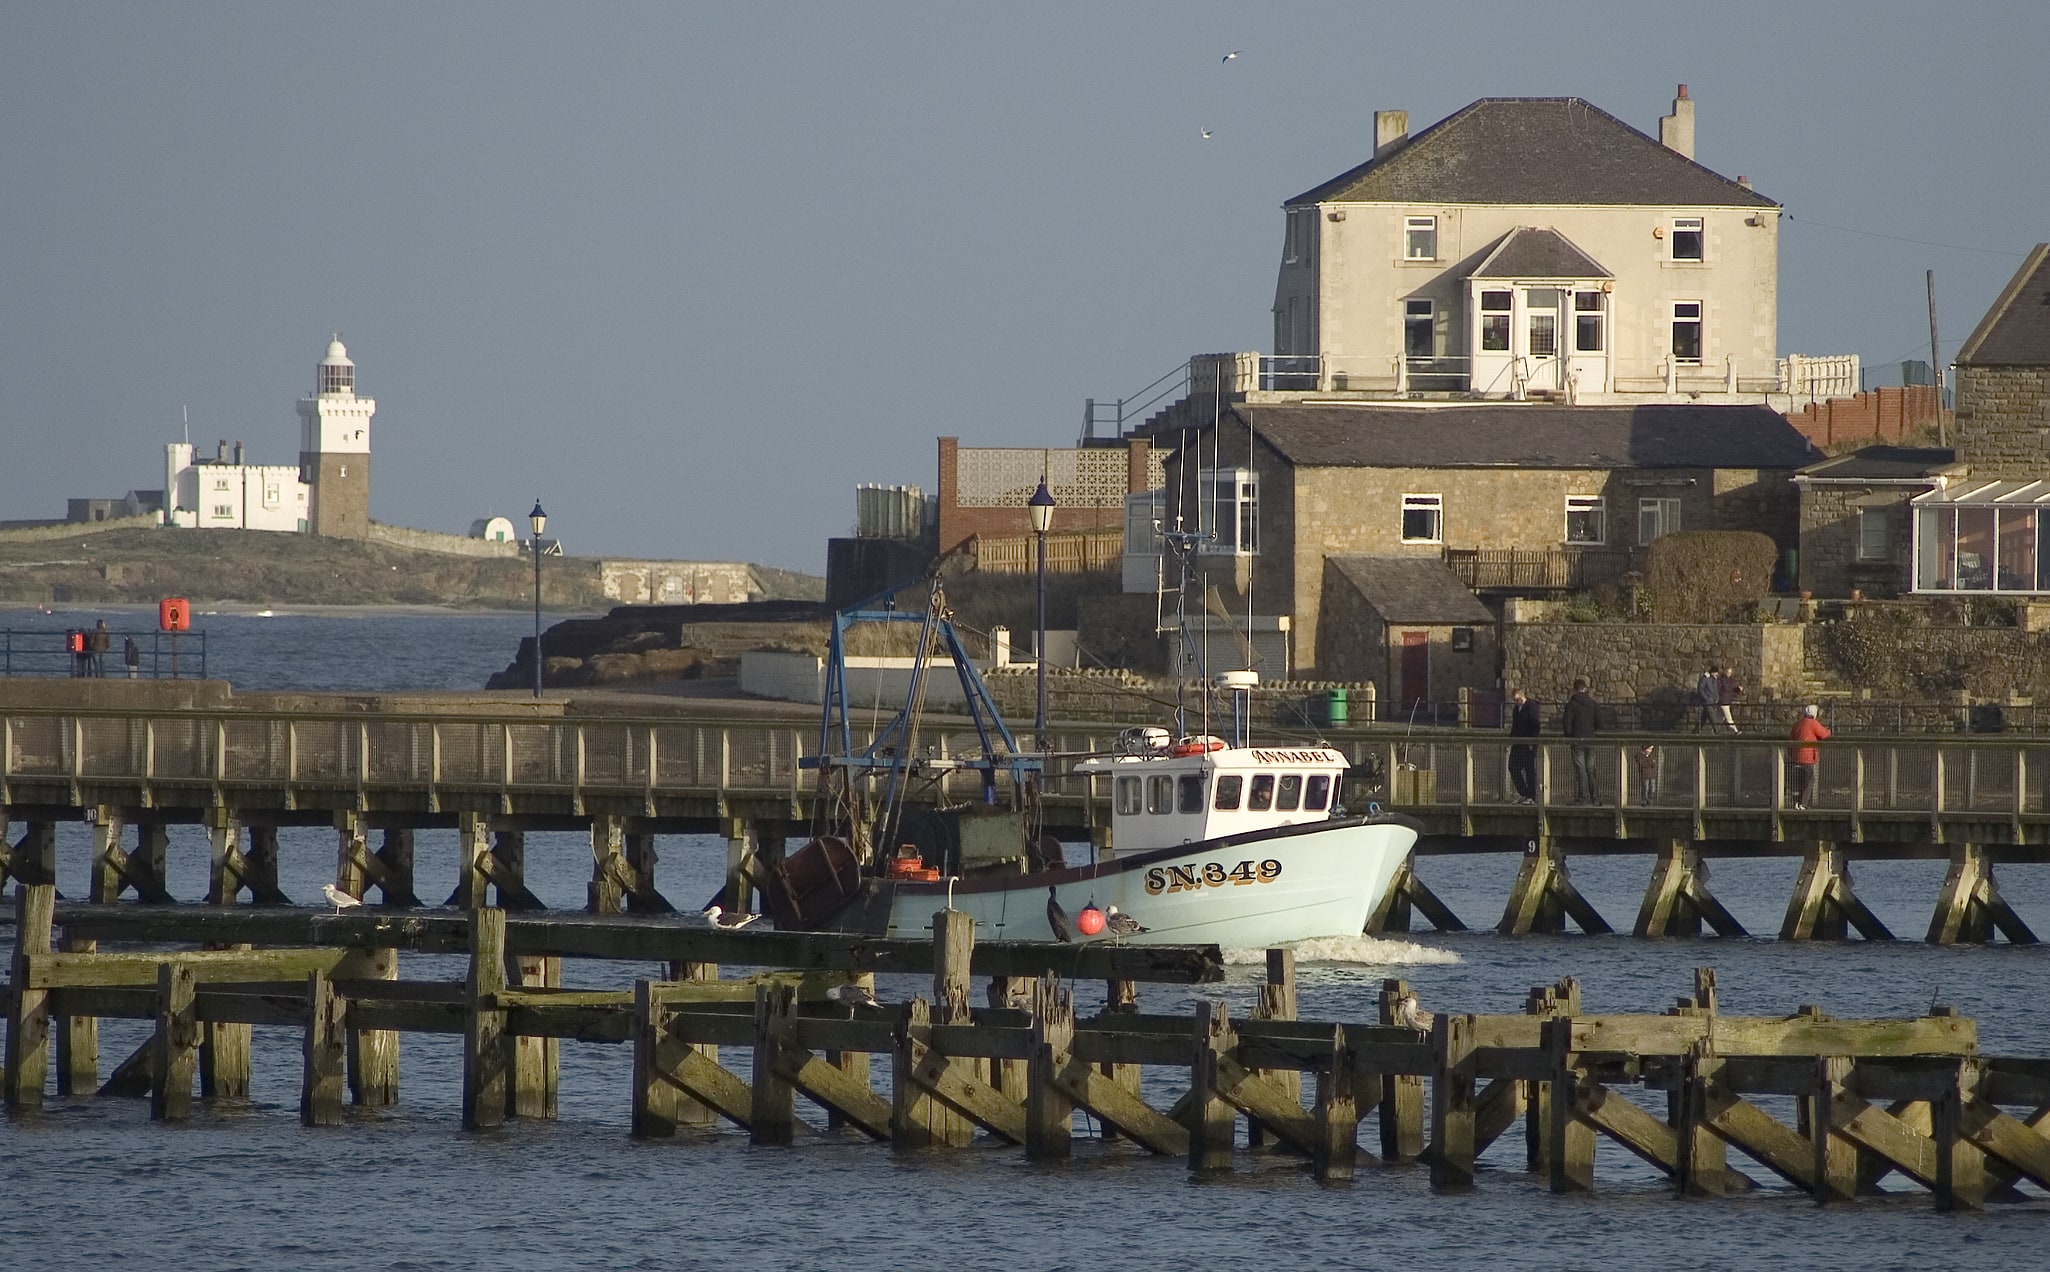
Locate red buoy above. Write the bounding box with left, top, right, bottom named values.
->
left=1076, top=903, right=1106, bottom=937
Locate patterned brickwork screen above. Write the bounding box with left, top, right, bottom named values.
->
left=954, top=448, right=1165, bottom=508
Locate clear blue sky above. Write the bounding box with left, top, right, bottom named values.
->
left=4, top=2, right=2044, bottom=571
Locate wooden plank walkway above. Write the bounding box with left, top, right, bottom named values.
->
left=6, top=886, right=2048, bottom=1209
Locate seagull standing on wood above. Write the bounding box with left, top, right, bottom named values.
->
left=830, top=983, right=883, bottom=1012
left=703, top=904, right=759, bottom=930
left=321, top=884, right=361, bottom=913
left=1104, top=905, right=1149, bottom=943
left=1395, top=991, right=1434, bottom=1033
left=1046, top=886, right=1073, bottom=943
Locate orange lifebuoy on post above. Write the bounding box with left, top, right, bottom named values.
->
left=158, top=597, right=191, bottom=632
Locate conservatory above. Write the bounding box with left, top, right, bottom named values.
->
left=1912, top=481, right=2050, bottom=593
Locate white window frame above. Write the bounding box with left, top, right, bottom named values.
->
left=1671, top=216, right=1705, bottom=262
left=1197, top=467, right=1259, bottom=556
left=1565, top=496, right=1606, bottom=546
left=1401, top=493, right=1443, bottom=545
left=1856, top=507, right=1890, bottom=561
left=1404, top=299, right=1434, bottom=360
left=1404, top=215, right=1438, bottom=261
left=1479, top=289, right=1512, bottom=353
left=1573, top=290, right=1606, bottom=352
left=1640, top=497, right=1682, bottom=545
left=1671, top=301, right=1704, bottom=364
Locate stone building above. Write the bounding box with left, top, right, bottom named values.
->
left=1792, top=446, right=1959, bottom=598
left=1157, top=400, right=1815, bottom=679
left=1317, top=556, right=1497, bottom=710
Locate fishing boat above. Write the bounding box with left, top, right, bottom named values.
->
left=763, top=580, right=1419, bottom=947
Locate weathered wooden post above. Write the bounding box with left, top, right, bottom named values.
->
left=149, top=962, right=199, bottom=1122
left=91, top=807, right=126, bottom=903
left=1429, top=1013, right=1476, bottom=1190
left=1024, top=976, right=1074, bottom=1160
left=453, top=812, right=490, bottom=910
left=339, top=946, right=399, bottom=1107
left=1676, top=1041, right=1728, bottom=1197
left=1378, top=978, right=1425, bottom=1161
left=624, top=831, right=674, bottom=913
left=5, top=882, right=56, bottom=1110
left=372, top=828, right=421, bottom=906
left=1312, top=1024, right=1357, bottom=1183
left=1543, top=1015, right=1594, bottom=1192
left=1811, top=1055, right=1857, bottom=1203
left=750, top=981, right=799, bottom=1145
left=722, top=816, right=758, bottom=913
left=589, top=815, right=627, bottom=914
left=631, top=978, right=681, bottom=1138
left=927, top=908, right=976, bottom=1147
left=301, top=969, right=346, bottom=1127
left=507, top=952, right=559, bottom=1119
left=1933, top=1058, right=1986, bottom=1212
left=1190, top=998, right=1238, bottom=1173
left=1248, top=949, right=1299, bottom=1148
left=667, top=959, right=721, bottom=1127
left=462, top=908, right=508, bottom=1130
left=334, top=810, right=369, bottom=903
left=986, top=976, right=1026, bottom=1103
left=201, top=810, right=254, bottom=1101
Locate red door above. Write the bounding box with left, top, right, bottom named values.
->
left=1398, top=631, right=1429, bottom=713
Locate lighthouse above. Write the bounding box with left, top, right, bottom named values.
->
left=295, top=336, right=375, bottom=538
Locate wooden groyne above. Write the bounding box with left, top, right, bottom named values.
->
left=7, top=887, right=2049, bottom=1208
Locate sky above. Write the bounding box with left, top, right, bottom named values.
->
left=4, top=2, right=2046, bottom=572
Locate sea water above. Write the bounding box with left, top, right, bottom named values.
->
left=1, top=607, right=2046, bottom=1269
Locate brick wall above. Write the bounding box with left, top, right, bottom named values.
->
left=1954, top=367, right=2050, bottom=478
left=934, top=437, right=1151, bottom=552
left=1784, top=386, right=1939, bottom=447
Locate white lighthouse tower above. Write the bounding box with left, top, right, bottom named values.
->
left=296, top=336, right=375, bottom=538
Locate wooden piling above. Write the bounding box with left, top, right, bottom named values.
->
left=750, top=981, right=799, bottom=1145
left=55, top=930, right=99, bottom=1097
left=244, top=825, right=286, bottom=903
left=722, top=817, right=759, bottom=913
left=1430, top=1013, right=1477, bottom=1190
left=372, top=828, right=422, bottom=907
left=149, top=962, right=199, bottom=1121
left=201, top=811, right=255, bottom=1100
left=1932, top=1059, right=1986, bottom=1211
left=1812, top=1056, right=1858, bottom=1202
left=922, top=909, right=977, bottom=1146
left=667, top=960, right=721, bottom=1127
left=334, top=811, right=369, bottom=904
left=1248, top=949, right=1299, bottom=1149
left=1024, top=976, right=1075, bottom=1160
left=506, top=953, right=558, bottom=1118
left=1782, top=841, right=1893, bottom=941
left=462, top=908, right=509, bottom=1130
left=1190, top=998, right=1237, bottom=1173
left=1544, top=1014, right=1594, bottom=1193
left=623, top=831, right=675, bottom=913
left=589, top=815, right=628, bottom=914
left=1499, top=837, right=1610, bottom=936
left=1928, top=844, right=2037, bottom=945
left=1677, top=1042, right=1728, bottom=1196
left=631, top=979, right=682, bottom=1138
left=1636, top=839, right=1745, bottom=938
left=5, top=882, right=56, bottom=1109
left=340, top=947, right=400, bottom=1107
left=301, top=969, right=346, bottom=1126
left=453, top=812, right=489, bottom=910
left=1377, top=978, right=1425, bottom=1161
left=1312, top=1024, right=1358, bottom=1183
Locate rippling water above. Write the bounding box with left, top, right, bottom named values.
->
left=3, top=610, right=2048, bottom=1268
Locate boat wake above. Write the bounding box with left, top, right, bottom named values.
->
left=1223, top=934, right=1460, bottom=966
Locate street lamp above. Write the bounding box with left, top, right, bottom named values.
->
left=529, top=500, right=548, bottom=699
left=1028, top=478, right=1056, bottom=750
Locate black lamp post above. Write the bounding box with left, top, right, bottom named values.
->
left=1028, top=478, right=1056, bottom=750
left=529, top=500, right=547, bottom=699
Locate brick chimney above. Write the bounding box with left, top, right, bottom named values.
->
left=1659, top=84, right=1695, bottom=160
left=1374, top=110, right=1409, bottom=161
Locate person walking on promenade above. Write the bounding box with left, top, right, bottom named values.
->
left=1714, top=665, right=1742, bottom=733
left=123, top=636, right=141, bottom=679
left=1563, top=677, right=1601, bottom=804
left=88, top=619, right=111, bottom=677
left=1694, top=666, right=1719, bottom=732
left=1789, top=704, right=1830, bottom=810
left=1508, top=689, right=1540, bottom=804
left=1636, top=742, right=1659, bottom=805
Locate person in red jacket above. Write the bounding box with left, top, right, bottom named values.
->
left=1788, top=704, right=1830, bottom=809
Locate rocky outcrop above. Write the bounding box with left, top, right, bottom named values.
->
left=486, top=599, right=831, bottom=690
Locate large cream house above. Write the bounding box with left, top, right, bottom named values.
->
left=1271, top=88, right=1797, bottom=402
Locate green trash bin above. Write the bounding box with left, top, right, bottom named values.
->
left=1327, top=688, right=1349, bottom=727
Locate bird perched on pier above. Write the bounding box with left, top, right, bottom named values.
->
left=1104, top=905, right=1149, bottom=942
left=321, top=884, right=362, bottom=913
left=1394, top=991, right=1433, bottom=1034
left=830, top=983, right=883, bottom=1012
left=703, top=905, right=759, bottom=930
left=1046, top=886, right=1072, bottom=943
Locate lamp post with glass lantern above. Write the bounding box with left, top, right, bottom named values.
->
left=1028, top=479, right=1056, bottom=750
left=529, top=500, right=547, bottom=699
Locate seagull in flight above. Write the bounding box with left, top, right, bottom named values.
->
left=321, top=884, right=362, bottom=913
left=1201, top=130, right=1213, bottom=140
left=703, top=904, right=759, bottom=930
left=1104, top=905, right=1149, bottom=942
left=1222, top=50, right=1239, bottom=62
left=1046, top=886, right=1073, bottom=943
left=830, top=983, right=883, bottom=1012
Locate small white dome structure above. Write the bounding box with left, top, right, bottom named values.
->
left=470, top=515, right=516, bottom=543
left=317, top=334, right=356, bottom=396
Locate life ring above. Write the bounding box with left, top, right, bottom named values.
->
left=1170, top=736, right=1227, bottom=756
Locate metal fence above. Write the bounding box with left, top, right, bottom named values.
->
left=0, top=629, right=207, bottom=680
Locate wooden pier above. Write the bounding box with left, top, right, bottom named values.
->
left=6, top=886, right=2049, bottom=1208
left=3, top=694, right=2050, bottom=943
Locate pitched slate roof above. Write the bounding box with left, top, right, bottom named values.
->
left=1470, top=227, right=1611, bottom=280
left=1794, top=446, right=1958, bottom=482
left=1327, top=557, right=1494, bottom=626
left=1288, top=98, right=1777, bottom=209
left=1230, top=403, right=1816, bottom=471
left=1956, top=244, right=2050, bottom=367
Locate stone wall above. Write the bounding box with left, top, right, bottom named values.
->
left=1797, top=485, right=1918, bottom=598
left=1954, top=366, right=2050, bottom=478
left=984, top=668, right=1378, bottom=731
left=365, top=521, right=520, bottom=558
left=0, top=514, right=160, bottom=543
left=1503, top=622, right=1806, bottom=712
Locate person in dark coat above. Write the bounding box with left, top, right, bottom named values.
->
left=123, top=636, right=141, bottom=679
left=1562, top=677, right=1601, bottom=803
left=1507, top=689, right=1540, bottom=804
left=88, top=619, right=111, bottom=677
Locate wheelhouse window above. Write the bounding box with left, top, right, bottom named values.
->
left=1116, top=777, right=1143, bottom=815
left=1213, top=775, right=1244, bottom=810
left=1671, top=217, right=1704, bottom=261
left=1401, top=493, right=1442, bottom=544
left=1404, top=216, right=1437, bottom=261
left=1276, top=774, right=1303, bottom=811
left=1247, top=774, right=1275, bottom=811
left=1857, top=508, right=1890, bottom=561
left=1197, top=467, right=1258, bottom=556
left=1640, top=497, right=1682, bottom=545
left=1671, top=301, right=1703, bottom=363
left=1404, top=299, right=1434, bottom=359
left=1565, top=496, right=1606, bottom=545
left=1574, top=291, right=1605, bottom=352
left=1178, top=773, right=1206, bottom=814
left=1147, top=775, right=1174, bottom=814
left=1479, top=291, right=1511, bottom=352
left=1305, top=774, right=1332, bottom=811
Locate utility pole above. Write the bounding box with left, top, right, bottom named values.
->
left=1928, top=269, right=1945, bottom=447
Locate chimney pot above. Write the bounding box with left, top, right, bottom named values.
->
left=1677, top=83, right=1689, bottom=99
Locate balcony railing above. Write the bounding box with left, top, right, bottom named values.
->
left=1442, top=547, right=1633, bottom=592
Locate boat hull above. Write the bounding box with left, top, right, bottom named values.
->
left=872, top=815, right=1417, bottom=947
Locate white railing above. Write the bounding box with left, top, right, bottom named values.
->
left=1779, top=354, right=1861, bottom=399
